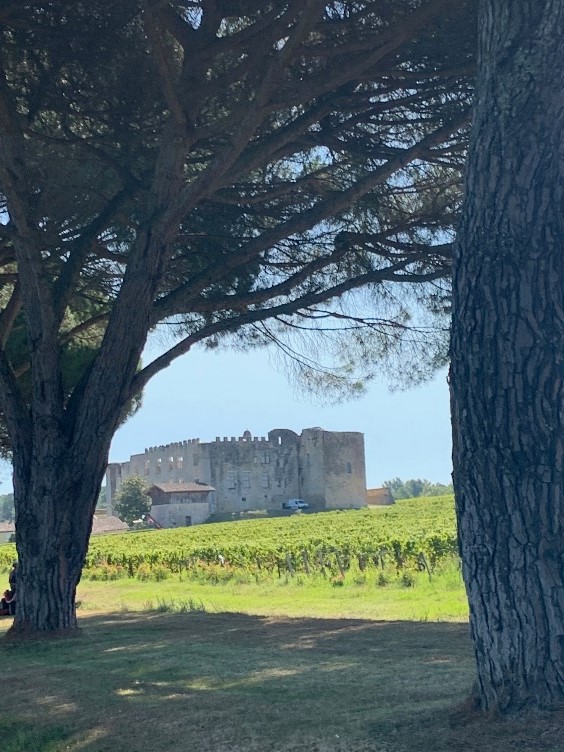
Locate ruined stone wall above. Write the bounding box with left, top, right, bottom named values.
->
left=106, top=427, right=367, bottom=521
left=131, top=439, right=205, bottom=486
left=207, top=430, right=300, bottom=513
left=106, top=438, right=207, bottom=515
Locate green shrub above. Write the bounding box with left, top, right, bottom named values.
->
left=331, top=574, right=345, bottom=587
left=136, top=563, right=152, bottom=581
left=146, top=598, right=207, bottom=613
left=400, top=572, right=416, bottom=588
left=152, top=564, right=170, bottom=581
left=85, top=563, right=127, bottom=581
left=136, top=562, right=170, bottom=581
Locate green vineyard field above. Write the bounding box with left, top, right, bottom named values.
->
left=1, top=495, right=457, bottom=579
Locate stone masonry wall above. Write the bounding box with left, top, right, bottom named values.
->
left=106, top=428, right=366, bottom=519
left=319, top=430, right=367, bottom=508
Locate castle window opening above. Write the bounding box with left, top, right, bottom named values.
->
left=144, top=460, right=150, bottom=475
left=347, top=462, right=352, bottom=473
left=177, top=457, right=183, bottom=469
left=156, top=459, right=162, bottom=473
left=169, top=456, right=174, bottom=471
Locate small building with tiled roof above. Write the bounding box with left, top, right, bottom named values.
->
left=147, top=482, right=216, bottom=527
left=91, top=514, right=130, bottom=535
left=366, top=487, right=395, bottom=506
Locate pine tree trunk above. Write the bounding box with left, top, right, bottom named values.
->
left=450, top=2, right=564, bottom=711
left=8, top=433, right=109, bottom=634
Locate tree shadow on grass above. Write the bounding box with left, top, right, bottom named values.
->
left=0, top=719, right=75, bottom=752
left=0, top=612, right=560, bottom=752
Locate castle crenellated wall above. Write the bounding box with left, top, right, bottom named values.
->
left=106, top=428, right=366, bottom=520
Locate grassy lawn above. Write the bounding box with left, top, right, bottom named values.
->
left=74, top=562, right=469, bottom=622
left=1, top=575, right=562, bottom=752
left=1, top=611, right=562, bottom=752
left=0, top=504, right=560, bottom=751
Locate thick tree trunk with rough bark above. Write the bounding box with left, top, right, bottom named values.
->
left=9, top=431, right=112, bottom=633
left=450, top=2, right=564, bottom=711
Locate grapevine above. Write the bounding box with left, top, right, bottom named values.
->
left=0, top=496, right=458, bottom=579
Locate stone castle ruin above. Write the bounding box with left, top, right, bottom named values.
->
left=106, top=427, right=367, bottom=527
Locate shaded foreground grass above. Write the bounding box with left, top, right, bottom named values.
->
left=1, top=612, right=562, bottom=752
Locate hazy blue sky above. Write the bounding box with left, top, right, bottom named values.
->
left=0, top=342, right=452, bottom=494
left=109, top=345, right=453, bottom=489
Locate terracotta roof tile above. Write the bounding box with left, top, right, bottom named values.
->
left=148, top=482, right=215, bottom=493
left=91, top=515, right=130, bottom=534
left=366, top=487, right=395, bottom=505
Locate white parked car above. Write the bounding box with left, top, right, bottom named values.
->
left=282, top=499, right=309, bottom=510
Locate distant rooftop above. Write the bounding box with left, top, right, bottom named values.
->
left=148, top=482, right=215, bottom=493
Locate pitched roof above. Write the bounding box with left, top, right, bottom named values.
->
left=0, top=515, right=129, bottom=537
left=366, top=487, right=395, bottom=505
left=91, top=515, right=130, bottom=534
left=148, top=482, right=215, bottom=494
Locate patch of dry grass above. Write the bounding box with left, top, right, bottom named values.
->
left=0, top=612, right=562, bottom=752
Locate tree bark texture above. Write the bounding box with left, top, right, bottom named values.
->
left=9, top=429, right=111, bottom=633
left=450, top=1, right=564, bottom=711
